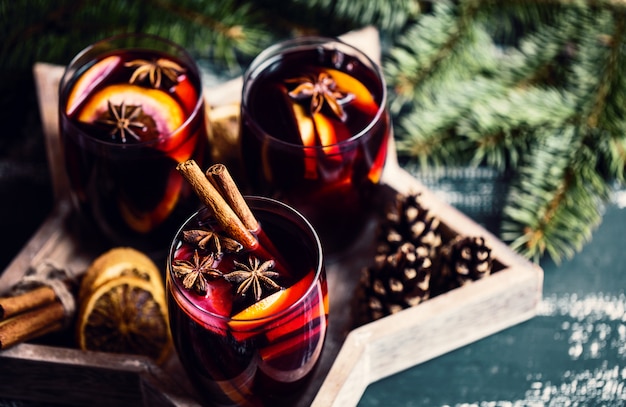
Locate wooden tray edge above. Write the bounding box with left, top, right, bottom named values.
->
left=309, top=167, right=544, bottom=406
left=0, top=343, right=199, bottom=406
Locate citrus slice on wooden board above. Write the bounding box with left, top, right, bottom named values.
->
left=78, top=247, right=164, bottom=302
left=76, top=275, right=172, bottom=364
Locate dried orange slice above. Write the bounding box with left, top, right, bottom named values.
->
left=79, top=247, right=164, bottom=303
left=76, top=276, right=171, bottom=364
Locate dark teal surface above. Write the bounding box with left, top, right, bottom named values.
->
left=359, top=193, right=626, bottom=406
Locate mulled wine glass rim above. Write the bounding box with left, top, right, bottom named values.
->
left=59, top=32, right=205, bottom=149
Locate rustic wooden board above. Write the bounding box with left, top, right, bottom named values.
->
left=0, top=27, right=542, bottom=407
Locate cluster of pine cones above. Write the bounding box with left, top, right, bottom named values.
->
left=357, top=192, right=494, bottom=324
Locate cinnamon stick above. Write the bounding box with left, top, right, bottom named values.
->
left=176, top=160, right=258, bottom=250
left=0, top=301, right=65, bottom=350
left=206, top=163, right=289, bottom=272
left=206, top=163, right=259, bottom=232
left=0, top=286, right=57, bottom=320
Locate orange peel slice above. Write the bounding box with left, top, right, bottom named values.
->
left=292, top=104, right=348, bottom=179
left=66, top=55, right=121, bottom=116
left=76, top=275, right=171, bottom=364
left=292, top=103, right=318, bottom=179
left=367, top=132, right=390, bottom=184
left=173, top=74, right=200, bottom=115
left=229, top=271, right=315, bottom=339
left=327, top=68, right=379, bottom=116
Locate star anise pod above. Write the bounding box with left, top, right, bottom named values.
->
left=287, top=71, right=354, bottom=121
left=96, top=100, right=144, bottom=142
left=172, top=250, right=222, bottom=294
left=182, top=229, right=242, bottom=254
left=223, top=256, right=281, bottom=301
left=125, top=58, right=185, bottom=88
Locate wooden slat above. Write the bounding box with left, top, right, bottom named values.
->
left=0, top=343, right=198, bottom=406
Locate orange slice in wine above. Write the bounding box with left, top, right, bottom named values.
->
left=367, top=132, right=389, bottom=184
left=66, top=55, right=121, bottom=116
left=170, top=276, right=233, bottom=337
left=173, top=74, right=200, bottom=114
left=292, top=103, right=318, bottom=179
left=229, top=271, right=315, bottom=340
left=78, top=83, right=185, bottom=143
left=260, top=323, right=324, bottom=362
left=292, top=104, right=348, bottom=179
left=265, top=286, right=328, bottom=342
left=327, top=68, right=379, bottom=116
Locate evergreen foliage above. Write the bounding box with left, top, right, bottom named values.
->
left=385, top=1, right=626, bottom=263
left=1, top=0, right=625, bottom=263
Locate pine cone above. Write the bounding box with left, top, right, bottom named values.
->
left=356, top=192, right=443, bottom=325
left=359, top=241, right=433, bottom=322
left=440, top=236, right=493, bottom=287
left=377, top=192, right=442, bottom=257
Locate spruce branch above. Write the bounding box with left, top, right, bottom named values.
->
left=395, top=77, right=504, bottom=167
left=280, top=0, right=421, bottom=34
left=556, top=7, right=626, bottom=182
left=459, top=86, right=576, bottom=170
left=501, top=126, right=606, bottom=263
left=390, top=0, right=626, bottom=263
left=384, top=1, right=481, bottom=111
left=0, top=0, right=274, bottom=73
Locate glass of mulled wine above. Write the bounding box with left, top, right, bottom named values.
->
left=166, top=196, right=328, bottom=407
left=59, top=33, right=209, bottom=253
left=240, top=36, right=391, bottom=253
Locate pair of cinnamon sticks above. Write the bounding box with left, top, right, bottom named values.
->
left=0, top=285, right=65, bottom=350
left=177, top=161, right=286, bottom=273
left=179, top=161, right=259, bottom=250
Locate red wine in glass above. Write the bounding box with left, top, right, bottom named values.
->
left=240, top=36, right=391, bottom=254
left=167, top=197, right=328, bottom=406
left=59, top=34, right=209, bottom=254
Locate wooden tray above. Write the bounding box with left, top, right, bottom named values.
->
left=0, top=29, right=543, bottom=407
